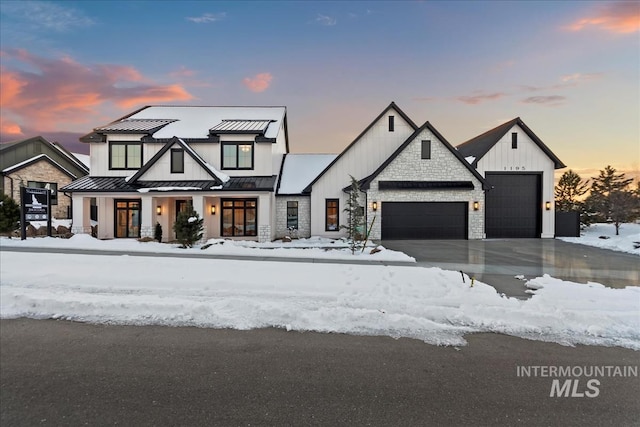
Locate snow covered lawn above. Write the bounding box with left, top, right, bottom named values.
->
left=1, top=250, right=638, bottom=350
left=559, top=223, right=640, bottom=256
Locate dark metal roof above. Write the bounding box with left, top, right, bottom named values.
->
left=358, top=121, right=490, bottom=191
left=378, top=181, right=475, bottom=190
left=94, top=119, right=177, bottom=133
left=303, top=102, right=419, bottom=193
left=210, top=119, right=274, bottom=134
left=456, top=117, right=566, bottom=169
left=61, top=176, right=277, bottom=193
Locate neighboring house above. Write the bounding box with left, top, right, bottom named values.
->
left=63, top=106, right=288, bottom=241
left=1, top=136, right=90, bottom=219
left=457, top=118, right=566, bottom=238
left=63, top=102, right=565, bottom=242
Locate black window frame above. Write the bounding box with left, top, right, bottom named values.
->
left=221, top=142, right=254, bottom=170
left=388, top=115, right=395, bottom=132
left=27, top=181, right=58, bottom=205
left=511, top=132, right=518, bottom=149
left=287, top=201, right=298, bottom=230
left=325, top=199, right=339, bottom=232
left=170, top=148, right=185, bottom=173
left=114, top=198, right=141, bottom=238
left=221, top=198, right=258, bottom=237
left=421, top=140, right=431, bottom=159
left=109, top=141, right=142, bottom=170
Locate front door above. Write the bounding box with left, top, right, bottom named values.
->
left=115, top=199, right=141, bottom=238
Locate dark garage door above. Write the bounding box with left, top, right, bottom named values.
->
left=486, top=173, right=541, bottom=238
left=381, top=202, right=468, bottom=239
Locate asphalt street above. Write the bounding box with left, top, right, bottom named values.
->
left=1, top=319, right=639, bottom=426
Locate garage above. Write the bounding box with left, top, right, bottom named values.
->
left=381, top=202, right=468, bottom=239
left=485, top=173, right=541, bottom=238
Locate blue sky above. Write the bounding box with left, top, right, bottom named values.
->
left=1, top=1, right=638, bottom=178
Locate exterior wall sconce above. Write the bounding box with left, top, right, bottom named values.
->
left=156, top=205, right=162, bottom=215
left=211, top=205, right=216, bottom=215
left=372, top=201, right=378, bottom=211
left=545, top=201, right=551, bottom=211
left=473, top=201, right=479, bottom=211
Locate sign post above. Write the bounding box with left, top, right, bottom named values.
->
left=20, top=187, right=52, bottom=240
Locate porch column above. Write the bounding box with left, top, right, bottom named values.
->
left=191, top=195, right=206, bottom=242
left=71, top=195, right=91, bottom=235
left=141, top=197, right=154, bottom=238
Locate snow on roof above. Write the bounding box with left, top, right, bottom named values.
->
left=278, top=154, right=337, bottom=194
left=72, top=153, right=90, bottom=168
left=127, top=106, right=286, bottom=139
left=465, top=156, right=475, bottom=164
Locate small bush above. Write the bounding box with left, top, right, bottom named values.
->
left=0, top=194, right=20, bottom=233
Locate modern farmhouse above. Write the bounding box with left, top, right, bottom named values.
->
left=62, top=102, right=565, bottom=241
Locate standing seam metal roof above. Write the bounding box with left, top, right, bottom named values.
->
left=94, top=119, right=178, bottom=132
left=209, top=119, right=274, bottom=133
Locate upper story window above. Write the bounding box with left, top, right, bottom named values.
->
left=171, top=149, right=184, bottom=173
left=28, top=181, right=57, bottom=205
left=511, top=132, right=518, bottom=149
left=421, top=140, right=431, bottom=159
left=109, top=142, right=142, bottom=170
left=222, top=142, right=253, bottom=170
left=388, top=115, right=395, bottom=132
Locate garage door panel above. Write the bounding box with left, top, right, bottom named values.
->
left=486, top=173, right=541, bottom=238
left=381, top=202, right=467, bottom=240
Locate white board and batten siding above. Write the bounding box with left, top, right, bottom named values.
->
left=475, top=124, right=556, bottom=238
left=309, top=108, right=416, bottom=237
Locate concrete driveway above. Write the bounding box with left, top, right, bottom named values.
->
left=381, top=239, right=640, bottom=298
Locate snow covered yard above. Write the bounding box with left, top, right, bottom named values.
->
left=559, top=223, right=640, bottom=256
left=1, top=248, right=638, bottom=350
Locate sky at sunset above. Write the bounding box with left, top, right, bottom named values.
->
left=1, top=1, right=638, bottom=179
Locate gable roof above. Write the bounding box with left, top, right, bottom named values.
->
left=2, top=154, right=78, bottom=179
left=276, top=153, right=338, bottom=195
left=359, top=121, right=489, bottom=190
left=456, top=117, right=566, bottom=169
left=0, top=135, right=89, bottom=176
left=128, top=137, right=229, bottom=184
left=302, top=102, right=418, bottom=193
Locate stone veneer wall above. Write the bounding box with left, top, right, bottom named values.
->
left=275, top=196, right=311, bottom=238
left=2, top=160, right=74, bottom=219
left=365, top=127, right=485, bottom=240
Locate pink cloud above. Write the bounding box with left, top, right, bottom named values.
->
left=169, top=66, right=196, bottom=78
left=456, top=92, right=505, bottom=105
left=566, top=2, right=640, bottom=34
left=243, top=73, right=273, bottom=93
left=521, top=95, right=566, bottom=106
left=0, top=49, right=193, bottom=132
left=0, top=118, right=23, bottom=136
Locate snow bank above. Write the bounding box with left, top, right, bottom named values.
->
left=559, top=223, right=640, bottom=256
left=1, top=252, right=638, bottom=349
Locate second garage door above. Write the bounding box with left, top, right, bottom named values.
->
left=381, top=202, right=468, bottom=239
left=485, top=173, right=541, bottom=238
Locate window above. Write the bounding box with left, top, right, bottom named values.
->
left=110, top=142, right=142, bottom=170
left=388, top=115, right=395, bottom=132
left=221, top=199, right=257, bottom=236
left=114, top=199, right=141, bottom=238
left=28, top=181, right=58, bottom=205
left=421, top=140, right=431, bottom=159
left=171, top=149, right=184, bottom=173
left=325, top=199, right=339, bottom=231
left=287, top=201, right=298, bottom=230
left=511, top=132, right=518, bottom=149
left=222, top=142, right=253, bottom=169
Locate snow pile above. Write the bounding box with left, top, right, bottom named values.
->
left=1, top=252, right=638, bottom=349
left=0, top=234, right=414, bottom=263
left=559, top=223, right=640, bottom=255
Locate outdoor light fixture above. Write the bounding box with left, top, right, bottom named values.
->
left=211, top=205, right=216, bottom=215
left=372, top=201, right=378, bottom=211
left=473, top=201, right=479, bottom=211
left=156, top=205, right=162, bottom=215
left=545, top=201, right=551, bottom=211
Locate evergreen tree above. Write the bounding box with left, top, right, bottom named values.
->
left=173, top=203, right=203, bottom=248
left=341, top=175, right=365, bottom=254
left=0, top=194, right=20, bottom=233
left=555, top=170, right=589, bottom=212
left=584, top=165, right=635, bottom=231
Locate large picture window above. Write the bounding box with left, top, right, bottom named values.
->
left=222, top=199, right=257, bottom=237
left=114, top=199, right=141, bottom=238
left=222, top=142, right=253, bottom=169
left=110, top=142, right=142, bottom=170
left=27, top=181, right=58, bottom=205
left=325, top=199, right=339, bottom=231
left=287, top=201, right=298, bottom=230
